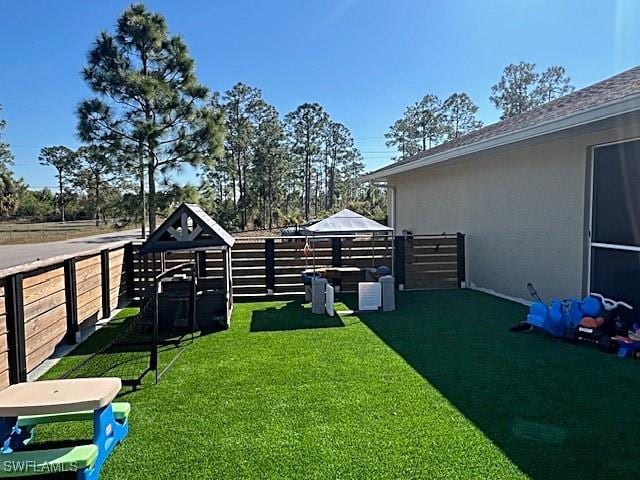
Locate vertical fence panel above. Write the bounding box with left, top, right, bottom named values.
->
left=23, top=267, right=67, bottom=373
left=457, top=233, right=466, bottom=288
left=265, top=239, right=275, bottom=294
left=100, top=249, right=111, bottom=319
left=197, top=251, right=208, bottom=278
left=108, top=248, right=126, bottom=311
left=75, top=254, right=103, bottom=329
left=5, top=274, right=26, bottom=384
left=64, top=258, right=78, bottom=344
left=0, top=281, right=9, bottom=389
left=394, top=236, right=405, bottom=289
left=331, top=238, right=342, bottom=267
left=124, top=243, right=135, bottom=299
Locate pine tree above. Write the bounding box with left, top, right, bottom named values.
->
left=252, top=103, right=287, bottom=229
left=442, top=93, right=483, bottom=140
left=74, top=145, right=119, bottom=226
left=38, top=146, right=75, bottom=221
left=490, top=62, right=574, bottom=119
left=222, top=83, right=263, bottom=229
left=77, top=4, right=224, bottom=233
left=340, top=149, right=365, bottom=205
left=490, top=62, right=539, bottom=119
left=200, top=93, right=230, bottom=208
left=407, top=94, right=444, bottom=150
left=325, top=121, right=357, bottom=209
left=385, top=117, right=420, bottom=161
left=535, top=66, right=574, bottom=103
left=284, top=103, right=328, bottom=220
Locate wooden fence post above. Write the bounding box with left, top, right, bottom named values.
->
left=5, top=274, right=26, bottom=384
left=331, top=238, right=342, bottom=267
left=394, top=236, right=405, bottom=290
left=124, top=243, right=135, bottom=299
left=63, top=258, right=79, bottom=344
left=456, top=232, right=466, bottom=288
left=100, top=249, right=111, bottom=319
left=265, top=239, right=275, bottom=294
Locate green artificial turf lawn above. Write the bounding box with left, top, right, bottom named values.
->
left=31, top=290, right=640, bottom=479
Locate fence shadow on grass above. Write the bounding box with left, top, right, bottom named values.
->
left=250, top=300, right=345, bottom=332
left=360, top=289, right=640, bottom=480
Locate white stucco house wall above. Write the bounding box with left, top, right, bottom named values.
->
left=363, top=66, right=640, bottom=305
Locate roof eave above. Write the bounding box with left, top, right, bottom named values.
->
left=360, top=92, right=640, bottom=181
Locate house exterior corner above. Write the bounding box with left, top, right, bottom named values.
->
left=386, top=119, right=640, bottom=302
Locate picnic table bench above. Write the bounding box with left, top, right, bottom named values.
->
left=0, top=378, right=129, bottom=480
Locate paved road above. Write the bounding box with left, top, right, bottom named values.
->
left=0, top=229, right=141, bottom=271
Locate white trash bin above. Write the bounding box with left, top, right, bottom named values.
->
left=380, top=275, right=395, bottom=312
left=312, top=277, right=328, bottom=314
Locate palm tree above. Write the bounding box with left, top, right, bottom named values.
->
left=0, top=172, right=19, bottom=218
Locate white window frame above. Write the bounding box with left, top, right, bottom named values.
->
left=587, top=136, right=640, bottom=294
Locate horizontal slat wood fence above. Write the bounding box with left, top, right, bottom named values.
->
left=0, top=232, right=465, bottom=390
left=0, top=244, right=130, bottom=387
left=403, top=235, right=460, bottom=289
left=22, top=266, right=67, bottom=373
left=132, top=233, right=464, bottom=298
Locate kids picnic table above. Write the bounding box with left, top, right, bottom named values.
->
left=0, top=377, right=130, bottom=480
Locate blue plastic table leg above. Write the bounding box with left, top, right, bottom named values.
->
left=0, top=417, right=32, bottom=453
left=78, top=404, right=129, bottom=480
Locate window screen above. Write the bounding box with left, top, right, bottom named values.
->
left=592, top=140, right=640, bottom=246
left=590, top=247, right=640, bottom=312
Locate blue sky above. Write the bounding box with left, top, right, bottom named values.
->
left=1, top=0, right=639, bottom=189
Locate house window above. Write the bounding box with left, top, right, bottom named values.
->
left=590, top=139, right=640, bottom=309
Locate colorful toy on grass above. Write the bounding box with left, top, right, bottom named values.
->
left=0, top=378, right=130, bottom=480
left=612, top=335, right=640, bottom=359
left=512, top=285, right=637, bottom=356
left=610, top=323, right=640, bottom=358
left=567, top=293, right=633, bottom=351
left=511, top=283, right=601, bottom=338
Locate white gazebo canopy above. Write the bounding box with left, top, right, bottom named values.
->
left=305, top=209, right=393, bottom=235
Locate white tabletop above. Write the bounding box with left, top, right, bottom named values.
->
left=0, top=378, right=122, bottom=417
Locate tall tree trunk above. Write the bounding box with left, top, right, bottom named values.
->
left=230, top=165, right=237, bottom=206
left=324, top=150, right=329, bottom=210
left=95, top=175, right=100, bottom=227
left=242, top=163, right=248, bottom=229
left=314, top=169, right=319, bottom=216
left=139, top=152, right=146, bottom=238
left=329, top=158, right=335, bottom=209
left=267, top=161, right=273, bottom=230
left=140, top=52, right=150, bottom=237
left=58, top=172, right=65, bottom=222
left=304, top=150, right=310, bottom=221
left=236, top=151, right=244, bottom=229
left=147, top=161, right=156, bottom=233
